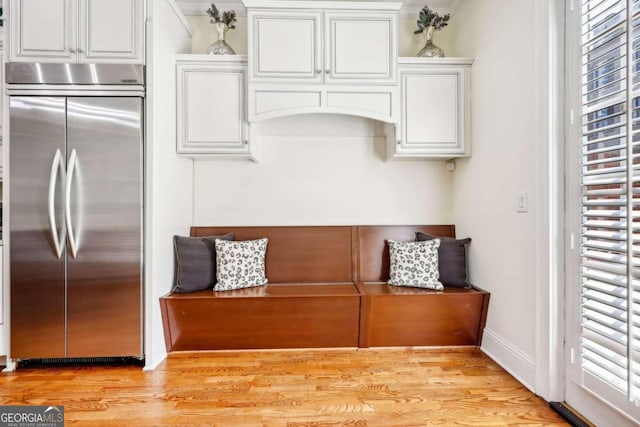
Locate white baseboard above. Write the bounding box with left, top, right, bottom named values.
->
left=143, top=353, right=166, bottom=371
left=481, top=328, right=536, bottom=393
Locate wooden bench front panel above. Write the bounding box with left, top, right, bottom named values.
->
left=161, top=284, right=360, bottom=351
left=359, top=283, right=489, bottom=347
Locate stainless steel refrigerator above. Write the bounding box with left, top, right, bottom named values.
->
left=7, top=63, right=144, bottom=361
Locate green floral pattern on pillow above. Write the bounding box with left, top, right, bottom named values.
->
left=214, top=238, right=269, bottom=291
left=387, top=239, right=443, bottom=290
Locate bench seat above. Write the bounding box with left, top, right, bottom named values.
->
left=161, top=282, right=360, bottom=351
left=357, top=281, right=489, bottom=347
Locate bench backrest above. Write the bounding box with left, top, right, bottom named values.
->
left=354, top=225, right=456, bottom=282
left=191, top=226, right=353, bottom=283
left=191, top=225, right=456, bottom=283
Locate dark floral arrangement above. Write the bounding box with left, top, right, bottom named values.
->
left=414, top=4, right=450, bottom=34
left=206, top=3, right=237, bottom=29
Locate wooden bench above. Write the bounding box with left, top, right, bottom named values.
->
left=160, top=225, right=490, bottom=352
left=354, top=225, right=490, bottom=347
left=160, top=226, right=361, bottom=351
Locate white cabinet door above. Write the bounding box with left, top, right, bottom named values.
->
left=325, top=12, right=397, bottom=84
left=249, top=11, right=322, bottom=82
left=177, top=59, right=252, bottom=159
left=78, top=0, right=144, bottom=63
left=389, top=60, right=472, bottom=160
left=10, top=0, right=77, bottom=62
left=405, top=72, right=459, bottom=149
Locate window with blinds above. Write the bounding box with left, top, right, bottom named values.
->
left=580, top=0, right=640, bottom=411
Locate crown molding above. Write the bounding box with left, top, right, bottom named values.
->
left=401, top=0, right=464, bottom=18
left=174, top=0, right=464, bottom=18
left=177, top=0, right=246, bottom=16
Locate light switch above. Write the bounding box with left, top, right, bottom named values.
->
left=517, top=192, right=528, bottom=213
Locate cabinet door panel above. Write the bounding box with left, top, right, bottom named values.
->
left=11, top=0, right=77, bottom=62
left=188, top=72, right=242, bottom=143
left=326, top=12, right=396, bottom=84
left=79, top=0, right=144, bottom=63
left=177, top=65, right=249, bottom=156
left=406, top=74, right=457, bottom=144
left=397, top=67, right=469, bottom=157
left=250, top=11, right=321, bottom=82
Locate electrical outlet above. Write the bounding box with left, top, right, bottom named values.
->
left=446, top=161, right=455, bottom=172
left=517, top=192, right=528, bottom=213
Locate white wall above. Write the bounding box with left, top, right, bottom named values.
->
left=144, top=0, right=193, bottom=370
left=186, top=16, right=455, bottom=58
left=449, top=0, right=538, bottom=390
left=194, top=116, right=453, bottom=225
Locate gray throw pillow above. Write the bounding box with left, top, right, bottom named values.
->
left=172, top=233, right=234, bottom=293
left=416, top=232, right=471, bottom=288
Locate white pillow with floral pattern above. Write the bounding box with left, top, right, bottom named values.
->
left=214, top=238, right=269, bottom=291
left=387, top=239, right=443, bottom=290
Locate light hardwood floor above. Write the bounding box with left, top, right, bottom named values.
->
left=0, top=348, right=567, bottom=426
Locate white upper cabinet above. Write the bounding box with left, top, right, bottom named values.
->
left=325, top=12, right=396, bottom=84
left=10, top=0, right=76, bottom=62
left=176, top=55, right=255, bottom=160
left=244, top=1, right=400, bottom=123
left=387, top=58, right=473, bottom=160
left=250, top=10, right=322, bottom=82
left=246, top=1, right=399, bottom=85
left=9, top=0, right=144, bottom=63
left=78, top=0, right=144, bottom=63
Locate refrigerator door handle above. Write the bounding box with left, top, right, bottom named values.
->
left=48, top=149, right=66, bottom=258
left=65, top=148, right=79, bottom=258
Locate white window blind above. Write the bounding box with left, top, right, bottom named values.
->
left=580, top=0, right=640, bottom=412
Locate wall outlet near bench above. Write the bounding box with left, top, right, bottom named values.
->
left=517, top=192, right=528, bottom=213
left=446, top=161, right=455, bottom=172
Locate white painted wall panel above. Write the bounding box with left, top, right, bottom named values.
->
left=144, top=0, right=193, bottom=370
left=450, top=0, right=537, bottom=376
left=193, top=115, right=452, bottom=226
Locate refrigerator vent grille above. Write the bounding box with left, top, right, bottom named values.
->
left=17, top=357, right=144, bottom=368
